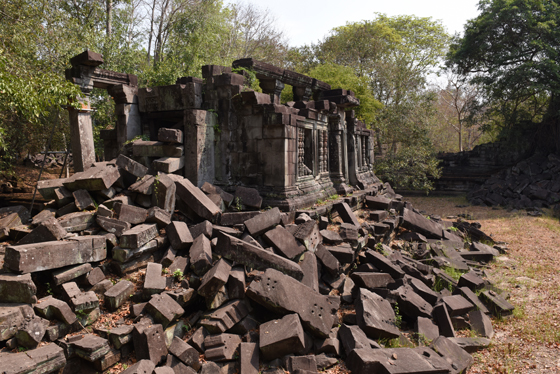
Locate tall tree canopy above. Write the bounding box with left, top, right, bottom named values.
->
left=447, top=0, right=560, bottom=151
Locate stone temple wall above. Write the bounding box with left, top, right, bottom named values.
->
left=66, top=51, right=380, bottom=211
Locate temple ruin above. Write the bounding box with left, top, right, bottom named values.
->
left=65, top=50, right=378, bottom=211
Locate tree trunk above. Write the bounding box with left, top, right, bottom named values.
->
left=106, top=0, right=112, bottom=37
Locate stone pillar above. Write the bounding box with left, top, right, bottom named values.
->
left=68, top=96, right=96, bottom=172
left=184, top=109, right=215, bottom=187
left=328, top=114, right=352, bottom=194
left=109, top=84, right=141, bottom=157
left=259, top=79, right=285, bottom=104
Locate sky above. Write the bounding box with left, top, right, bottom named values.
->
left=224, top=0, right=482, bottom=47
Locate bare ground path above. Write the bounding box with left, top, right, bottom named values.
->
left=404, top=194, right=560, bottom=374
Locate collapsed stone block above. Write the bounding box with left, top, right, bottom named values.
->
left=167, top=221, right=194, bottom=250
left=0, top=343, right=66, bottom=374
left=240, top=342, right=259, bottom=374
left=234, top=186, right=262, bottom=210
left=116, top=154, right=149, bottom=178
left=169, top=336, right=201, bottom=370
left=259, top=314, right=310, bottom=361
left=17, top=217, right=67, bottom=245
left=96, top=216, right=131, bottom=237
left=73, top=189, right=96, bottom=210
left=263, top=225, right=305, bottom=259
left=346, top=347, right=452, bottom=374
left=104, top=280, right=134, bottom=311
left=176, top=178, right=221, bottom=221
left=198, top=259, right=232, bottom=298
left=52, top=263, right=92, bottom=286
left=121, top=359, right=156, bottom=374
left=430, top=336, right=474, bottom=373
left=58, top=211, right=95, bottom=232
left=244, top=208, right=282, bottom=237
left=355, top=288, right=400, bottom=340
left=146, top=293, right=185, bottom=328
left=120, top=223, right=158, bottom=249
left=204, top=333, right=242, bottom=362
left=199, top=299, right=250, bottom=334
left=133, top=323, right=168, bottom=365
left=337, top=324, right=371, bottom=355
left=16, top=316, right=46, bottom=348
left=468, top=310, right=493, bottom=338
left=0, top=273, right=37, bottom=303
left=144, top=262, right=167, bottom=296
left=34, top=296, right=77, bottom=325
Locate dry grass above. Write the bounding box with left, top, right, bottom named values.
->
left=405, top=193, right=560, bottom=374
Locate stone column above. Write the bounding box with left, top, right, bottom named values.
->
left=68, top=96, right=96, bottom=172
left=328, top=113, right=352, bottom=194
left=109, top=84, right=141, bottom=157
left=293, top=86, right=312, bottom=102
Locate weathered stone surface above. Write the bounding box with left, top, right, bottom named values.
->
left=204, top=333, right=242, bottom=362
left=69, top=289, right=99, bottom=313
left=5, top=236, right=107, bottom=273
left=158, top=127, right=184, bottom=143
left=133, top=323, right=168, bottom=365
left=38, top=178, right=68, bottom=200
left=104, top=280, right=134, bottom=311
left=449, top=337, right=491, bottom=353
left=338, top=324, right=371, bottom=354
left=73, top=189, right=96, bottom=210
left=219, top=211, right=261, bottom=226
left=0, top=343, right=66, bottom=374
left=146, top=206, right=172, bottom=228
left=116, top=154, right=149, bottom=178
left=350, top=272, right=394, bottom=290
left=468, top=310, right=493, bottom=338
left=199, top=299, right=250, bottom=334
left=190, top=234, right=213, bottom=276
left=355, top=288, right=400, bottom=340
left=198, top=259, right=232, bottom=298
left=316, top=244, right=341, bottom=276
left=364, top=195, right=391, bottom=210
left=433, top=303, right=456, bottom=338
left=442, top=295, right=474, bottom=316
left=0, top=273, right=37, bottom=303
left=34, top=296, right=77, bottom=325
left=395, top=285, right=433, bottom=319
left=244, top=208, right=282, bottom=237
left=401, top=208, right=444, bottom=239
left=116, top=203, right=148, bottom=225
left=83, top=266, right=105, bottom=287
left=167, top=221, right=194, bottom=250
left=240, top=342, right=259, bottom=374
left=113, top=238, right=160, bottom=263
left=246, top=268, right=335, bottom=338
left=175, top=178, right=221, bottom=221
left=121, top=359, right=156, bottom=374
left=52, top=263, right=92, bottom=286
left=153, top=173, right=177, bottom=213
left=455, top=287, right=489, bottom=315
left=334, top=202, right=360, bottom=227
left=63, top=165, right=120, bottom=191
left=0, top=303, right=29, bottom=341
left=133, top=141, right=184, bottom=157
left=71, top=334, right=111, bottom=362
left=146, top=293, right=185, bottom=328
left=215, top=232, right=304, bottom=280
left=169, top=337, right=201, bottom=370
left=259, top=314, right=310, bottom=361
left=227, top=266, right=246, bottom=300
left=480, top=289, right=515, bottom=317
left=320, top=230, right=343, bottom=245
left=431, top=336, right=474, bottom=373
left=31, top=209, right=56, bottom=226
left=457, top=271, right=485, bottom=290
left=154, top=157, right=185, bottom=173
left=121, top=224, right=158, bottom=249
left=144, top=262, right=167, bottom=295
left=347, top=347, right=451, bottom=374
left=286, top=355, right=317, bottom=373
left=299, top=251, right=319, bottom=292
left=415, top=316, right=440, bottom=342
left=263, top=225, right=305, bottom=259
left=96, top=216, right=131, bottom=237
left=58, top=211, right=96, bottom=232
left=293, top=220, right=321, bottom=252
left=17, top=217, right=67, bottom=245
left=364, top=250, right=405, bottom=279
left=16, top=316, right=46, bottom=348
left=189, top=220, right=213, bottom=239
left=234, top=186, right=262, bottom=210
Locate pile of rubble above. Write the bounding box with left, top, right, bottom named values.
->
left=24, top=153, right=73, bottom=169
left=0, top=151, right=513, bottom=374
left=468, top=153, right=560, bottom=210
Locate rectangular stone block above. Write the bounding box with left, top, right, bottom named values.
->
left=120, top=224, right=158, bottom=249
left=63, top=165, right=120, bottom=191
left=133, top=141, right=184, bottom=157
left=175, top=178, right=221, bottom=221
left=104, top=280, right=134, bottom=311
left=116, top=154, right=148, bottom=178
left=153, top=156, right=185, bottom=173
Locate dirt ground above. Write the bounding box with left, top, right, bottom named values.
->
left=404, top=193, right=560, bottom=374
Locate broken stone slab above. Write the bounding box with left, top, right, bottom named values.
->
left=300, top=251, right=319, bottom=293
left=338, top=324, right=372, bottom=354
left=401, top=208, right=444, bottom=240
left=234, top=186, right=262, bottom=210
left=240, top=342, right=259, bottom=374
left=52, top=263, right=92, bottom=286
left=63, top=165, right=120, bottom=191
left=334, top=202, right=360, bottom=227
left=0, top=303, right=31, bottom=341
left=215, top=232, right=304, bottom=281
left=263, top=225, right=305, bottom=259
left=5, top=236, right=107, bottom=273
left=73, top=189, right=96, bottom=211
left=244, top=208, right=282, bottom=237
left=316, top=244, right=340, bottom=276
left=355, top=288, right=400, bottom=340
left=144, top=262, right=167, bottom=296
left=198, top=259, right=232, bottom=298
left=201, top=183, right=234, bottom=207
left=442, top=295, right=474, bottom=316
left=395, top=285, right=433, bottom=319
left=71, top=334, right=111, bottom=362
left=146, top=293, right=185, bottom=328
left=120, top=224, right=158, bottom=249
left=133, top=140, right=184, bottom=157
left=158, top=127, right=184, bottom=143
left=293, top=220, right=321, bottom=252
left=189, top=220, right=213, bottom=239
left=82, top=266, right=105, bottom=287
left=0, top=273, right=37, bottom=304
left=167, top=221, right=194, bottom=250
left=219, top=211, right=261, bottom=226
left=286, top=355, right=317, bottom=373
left=364, top=250, right=405, bottom=279
left=116, top=203, right=148, bottom=225
left=350, top=272, right=394, bottom=289
left=199, top=299, right=250, bottom=334
left=480, top=289, right=514, bottom=317
left=146, top=206, right=172, bottom=228
left=133, top=322, right=168, bottom=365
left=176, top=178, right=221, bottom=221
left=169, top=336, right=201, bottom=370
left=16, top=316, right=46, bottom=348
left=203, top=333, right=242, bottom=362
left=154, top=156, right=185, bottom=173
left=320, top=230, right=343, bottom=245
left=58, top=211, right=96, bottom=232
left=0, top=343, right=66, bottom=374
left=190, top=234, right=213, bottom=276
left=415, top=316, right=440, bottom=342
left=364, top=195, right=391, bottom=210
left=468, top=310, right=494, bottom=338
left=449, top=337, right=491, bottom=353
left=17, top=217, right=67, bottom=245
left=121, top=359, right=156, bottom=374
left=106, top=324, right=134, bottom=349
left=34, top=296, right=77, bottom=325
left=96, top=216, right=131, bottom=237
left=38, top=178, right=68, bottom=200
left=246, top=268, right=336, bottom=338
left=315, top=327, right=341, bottom=356
left=227, top=266, right=246, bottom=300
left=69, top=289, right=99, bottom=314
left=104, top=280, right=134, bottom=311
left=153, top=173, right=177, bottom=213
left=431, top=336, right=474, bottom=373
left=54, top=187, right=74, bottom=208
left=116, top=154, right=148, bottom=178
left=165, top=356, right=197, bottom=374
left=113, top=238, right=161, bottom=263
left=168, top=256, right=189, bottom=275
left=259, top=314, right=311, bottom=361
left=346, top=347, right=452, bottom=374
left=433, top=303, right=456, bottom=338
left=457, top=271, right=485, bottom=290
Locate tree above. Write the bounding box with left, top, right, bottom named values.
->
left=447, top=0, right=560, bottom=152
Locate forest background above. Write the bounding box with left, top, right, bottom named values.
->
left=1, top=0, right=557, bottom=191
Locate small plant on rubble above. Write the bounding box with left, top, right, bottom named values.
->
left=233, top=197, right=243, bottom=211
left=173, top=269, right=184, bottom=281
left=393, top=302, right=402, bottom=328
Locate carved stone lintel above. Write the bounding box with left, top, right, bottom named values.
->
left=259, top=79, right=285, bottom=105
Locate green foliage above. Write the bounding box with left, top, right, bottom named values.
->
left=447, top=0, right=560, bottom=151
left=232, top=67, right=262, bottom=92
left=173, top=269, right=184, bottom=281
left=393, top=302, right=402, bottom=329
